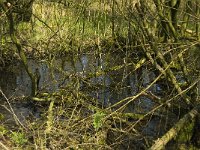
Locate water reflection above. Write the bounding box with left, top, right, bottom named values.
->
left=0, top=54, right=162, bottom=123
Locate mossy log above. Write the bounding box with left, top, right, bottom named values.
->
left=191, top=114, right=200, bottom=147
left=149, top=104, right=200, bottom=150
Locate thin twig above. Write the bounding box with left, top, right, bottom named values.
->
left=0, top=141, right=9, bottom=150
left=0, top=89, right=27, bottom=130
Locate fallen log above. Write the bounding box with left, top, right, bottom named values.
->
left=149, top=104, right=200, bottom=150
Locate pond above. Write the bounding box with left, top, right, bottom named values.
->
left=0, top=53, right=169, bottom=146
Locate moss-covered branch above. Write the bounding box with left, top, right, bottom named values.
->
left=149, top=103, right=200, bottom=150
left=196, top=0, right=199, bottom=40
left=153, top=0, right=178, bottom=40
left=0, top=1, right=37, bottom=96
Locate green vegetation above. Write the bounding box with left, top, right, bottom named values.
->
left=93, top=111, right=105, bottom=131
left=9, top=131, right=28, bottom=146
left=0, top=0, right=200, bottom=149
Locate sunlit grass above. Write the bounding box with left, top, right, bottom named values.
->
left=18, top=1, right=115, bottom=53
left=14, top=0, right=134, bottom=56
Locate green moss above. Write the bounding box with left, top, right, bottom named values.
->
left=175, top=120, right=194, bottom=143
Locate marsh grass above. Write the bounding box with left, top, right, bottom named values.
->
left=13, top=0, right=136, bottom=58
left=23, top=2, right=103, bottom=51
left=1, top=0, right=200, bottom=149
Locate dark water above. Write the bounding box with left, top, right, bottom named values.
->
left=0, top=55, right=165, bottom=138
